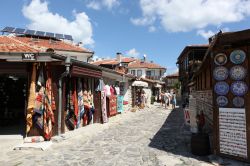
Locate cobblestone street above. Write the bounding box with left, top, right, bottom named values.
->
left=0, top=104, right=248, bottom=166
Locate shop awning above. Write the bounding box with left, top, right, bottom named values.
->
left=132, top=81, right=148, bottom=87
left=71, top=66, right=102, bottom=78
left=102, top=70, right=123, bottom=82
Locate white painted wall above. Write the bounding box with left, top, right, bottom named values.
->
left=128, top=68, right=165, bottom=79
left=56, top=50, right=93, bottom=62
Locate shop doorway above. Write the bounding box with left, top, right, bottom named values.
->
left=0, top=75, right=27, bottom=137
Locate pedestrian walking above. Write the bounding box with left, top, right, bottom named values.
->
left=171, top=92, right=176, bottom=109
left=161, top=91, right=165, bottom=106
left=164, top=90, right=171, bottom=109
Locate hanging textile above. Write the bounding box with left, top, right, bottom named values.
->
left=44, top=70, right=56, bottom=140
left=65, top=79, right=76, bottom=130
left=117, top=95, right=124, bottom=113
left=95, top=79, right=104, bottom=91
left=101, top=91, right=108, bottom=123
left=72, top=78, right=78, bottom=126
left=26, top=64, right=37, bottom=133
left=77, top=78, right=84, bottom=128
left=34, top=68, right=45, bottom=130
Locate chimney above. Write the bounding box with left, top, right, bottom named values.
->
left=143, top=54, right=147, bottom=62
left=116, top=52, right=122, bottom=66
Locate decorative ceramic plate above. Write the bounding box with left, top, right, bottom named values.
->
left=233, top=96, right=244, bottom=107
left=213, top=66, right=229, bottom=81
left=229, top=65, right=247, bottom=80
left=214, top=81, right=229, bottom=95
left=216, top=96, right=228, bottom=107
left=214, top=53, right=227, bottom=66
left=230, top=50, right=246, bottom=64
left=231, top=81, right=248, bottom=96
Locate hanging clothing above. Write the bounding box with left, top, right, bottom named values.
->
left=115, top=87, right=120, bottom=95
left=110, top=86, right=115, bottom=95
left=95, top=79, right=104, bottom=91
left=77, top=78, right=84, bottom=128
left=26, top=64, right=37, bottom=133
left=104, top=85, right=111, bottom=97
left=101, top=91, right=108, bottom=123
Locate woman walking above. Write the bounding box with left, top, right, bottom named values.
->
left=171, top=92, right=176, bottom=109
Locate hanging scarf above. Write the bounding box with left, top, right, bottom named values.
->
left=77, top=78, right=84, bottom=128
left=44, top=70, right=56, bottom=140
left=26, top=64, right=37, bottom=133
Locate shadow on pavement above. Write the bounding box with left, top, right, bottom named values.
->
left=148, top=104, right=211, bottom=163
left=148, top=103, right=250, bottom=166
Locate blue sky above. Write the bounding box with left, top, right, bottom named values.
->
left=1, top=0, right=250, bottom=74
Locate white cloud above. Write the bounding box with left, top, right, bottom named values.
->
left=197, top=29, right=215, bottom=39
left=22, top=0, right=94, bottom=45
left=132, top=0, right=250, bottom=32
left=86, top=0, right=120, bottom=10
left=87, top=1, right=101, bottom=10
left=125, top=48, right=140, bottom=57
left=148, top=26, right=156, bottom=32
left=197, top=28, right=230, bottom=39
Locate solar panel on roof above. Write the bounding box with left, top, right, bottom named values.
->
left=25, top=29, right=35, bottom=35
left=64, top=35, right=73, bottom=40
left=45, top=32, right=55, bottom=38
left=55, top=33, right=64, bottom=39
left=14, top=28, right=25, bottom=34
left=36, top=31, right=45, bottom=36
left=1, top=26, right=15, bottom=33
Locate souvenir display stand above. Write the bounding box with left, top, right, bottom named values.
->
left=212, top=48, right=250, bottom=161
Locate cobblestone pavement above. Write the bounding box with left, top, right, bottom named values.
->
left=0, top=104, right=249, bottom=166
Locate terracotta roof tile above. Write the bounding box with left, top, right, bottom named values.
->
left=14, top=36, right=91, bottom=53
left=128, top=60, right=166, bottom=69
left=0, top=36, right=92, bottom=53
left=92, top=56, right=136, bottom=66
left=121, top=57, right=136, bottom=63
left=0, top=36, right=38, bottom=52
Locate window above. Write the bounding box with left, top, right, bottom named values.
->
left=131, top=70, right=136, bottom=75
left=146, top=70, right=155, bottom=76
left=137, top=70, right=142, bottom=77
left=146, top=71, right=151, bottom=76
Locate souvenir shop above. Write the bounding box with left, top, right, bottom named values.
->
left=131, top=80, right=148, bottom=108
left=63, top=62, right=102, bottom=132
left=0, top=62, right=28, bottom=136
left=102, top=70, right=124, bottom=120
left=0, top=52, right=63, bottom=140
left=192, top=29, right=250, bottom=162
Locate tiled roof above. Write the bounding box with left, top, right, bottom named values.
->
left=0, top=36, right=38, bottom=52
left=121, top=57, right=136, bottom=63
left=14, top=36, right=91, bottom=53
left=128, top=60, right=166, bottom=69
left=92, top=59, right=119, bottom=65
left=92, top=57, right=136, bottom=66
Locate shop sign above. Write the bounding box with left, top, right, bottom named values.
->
left=219, top=108, right=247, bottom=158
left=22, top=53, right=37, bottom=61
